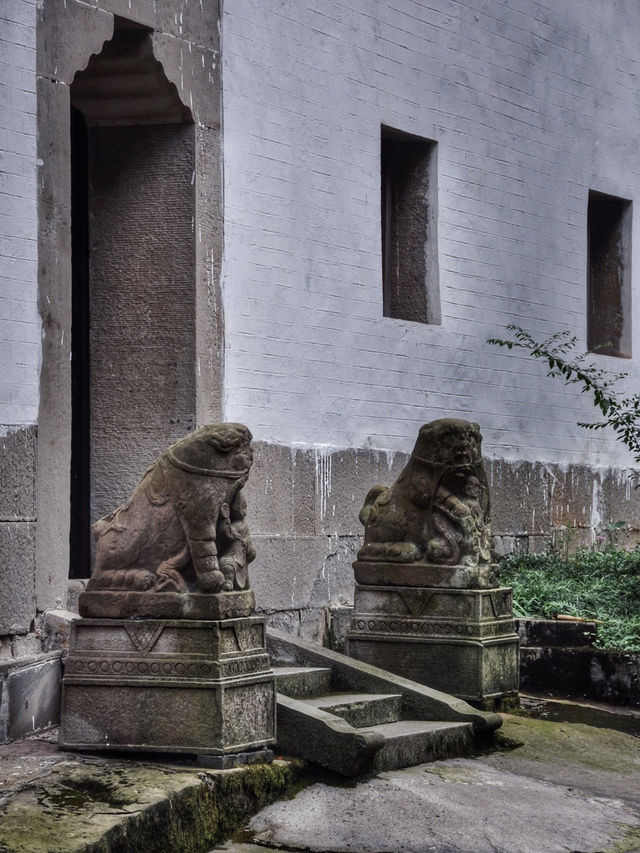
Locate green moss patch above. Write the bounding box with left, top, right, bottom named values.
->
left=499, top=714, right=640, bottom=776
left=0, top=759, right=304, bottom=853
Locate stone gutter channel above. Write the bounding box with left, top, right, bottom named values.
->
left=0, top=729, right=305, bottom=853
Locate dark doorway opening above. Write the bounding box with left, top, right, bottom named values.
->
left=67, top=21, right=196, bottom=580
left=69, top=105, right=91, bottom=578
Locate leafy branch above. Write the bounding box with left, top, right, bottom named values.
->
left=488, top=325, right=640, bottom=471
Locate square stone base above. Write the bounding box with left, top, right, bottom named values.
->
left=346, top=583, right=519, bottom=710
left=60, top=615, right=276, bottom=755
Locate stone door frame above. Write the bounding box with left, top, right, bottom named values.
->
left=36, top=0, right=224, bottom=612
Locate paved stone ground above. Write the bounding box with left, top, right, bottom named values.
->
left=1, top=701, right=639, bottom=852
left=216, top=706, right=640, bottom=853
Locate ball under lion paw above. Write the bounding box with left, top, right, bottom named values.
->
left=197, top=569, right=226, bottom=593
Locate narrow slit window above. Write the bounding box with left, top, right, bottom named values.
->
left=587, top=190, right=632, bottom=358
left=381, top=126, right=440, bottom=324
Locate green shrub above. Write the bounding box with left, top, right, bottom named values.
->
left=500, top=543, right=640, bottom=652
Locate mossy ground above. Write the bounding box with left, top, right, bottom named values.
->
left=497, top=713, right=640, bottom=776
left=609, top=823, right=640, bottom=853
left=0, top=759, right=304, bottom=853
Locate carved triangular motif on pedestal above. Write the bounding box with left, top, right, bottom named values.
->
left=231, top=625, right=244, bottom=652
left=489, top=590, right=510, bottom=618
left=124, top=621, right=165, bottom=657
left=399, top=590, right=436, bottom=617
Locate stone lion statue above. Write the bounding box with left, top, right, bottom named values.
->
left=87, top=423, right=256, bottom=595
left=358, top=419, right=492, bottom=567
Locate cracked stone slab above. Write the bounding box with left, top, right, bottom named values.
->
left=220, top=765, right=637, bottom=853
left=217, top=713, right=640, bottom=853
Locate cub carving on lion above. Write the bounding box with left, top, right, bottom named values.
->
left=358, top=419, right=492, bottom=567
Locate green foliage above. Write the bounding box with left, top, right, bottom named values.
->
left=500, top=540, right=640, bottom=652
left=487, top=325, right=640, bottom=651
left=488, top=325, right=640, bottom=474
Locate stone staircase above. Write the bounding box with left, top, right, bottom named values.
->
left=267, top=629, right=502, bottom=776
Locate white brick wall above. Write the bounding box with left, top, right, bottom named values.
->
left=221, top=0, right=640, bottom=468
left=0, top=0, right=39, bottom=427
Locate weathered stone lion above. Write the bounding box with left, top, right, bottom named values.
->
left=87, top=423, right=255, bottom=594
left=358, top=419, right=491, bottom=567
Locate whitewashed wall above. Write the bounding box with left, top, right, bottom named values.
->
left=0, top=0, right=39, bottom=430
left=221, top=0, right=640, bottom=470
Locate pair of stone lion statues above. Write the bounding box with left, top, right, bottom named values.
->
left=88, top=418, right=491, bottom=595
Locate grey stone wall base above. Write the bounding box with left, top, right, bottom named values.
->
left=0, top=426, right=37, bottom=521
left=516, top=617, right=598, bottom=648
left=516, top=619, right=639, bottom=706
left=60, top=616, right=276, bottom=754
left=0, top=521, right=36, bottom=636
left=520, top=646, right=640, bottom=707
left=242, top=442, right=640, bottom=634
left=0, top=652, right=62, bottom=742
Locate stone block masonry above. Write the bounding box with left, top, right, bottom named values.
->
left=244, top=441, right=640, bottom=641
left=221, top=0, right=640, bottom=471
left=1, top=4, right=46, bottom=716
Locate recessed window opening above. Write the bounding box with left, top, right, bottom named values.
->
left=587, top=190, right=632, bottom=358
left=381, top=126, right=440, bottom=324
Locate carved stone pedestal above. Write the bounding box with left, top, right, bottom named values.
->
left=348, top=419, right=519, bottom=710
left=60, top=614, right=276, bottom=762
left=60, top=423, right=275, bottom=764
left=346, top=564, right=519, bottom=711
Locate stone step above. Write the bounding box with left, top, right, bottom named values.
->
left=268, top=629, right=502, bottom=777
left=370, top=720, right=474, bottom=771
left=275, top=693, right=386, bottom=777
left=303, top=692, right=403, bottom=728
left=273, top=665, right=332, bottom=698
